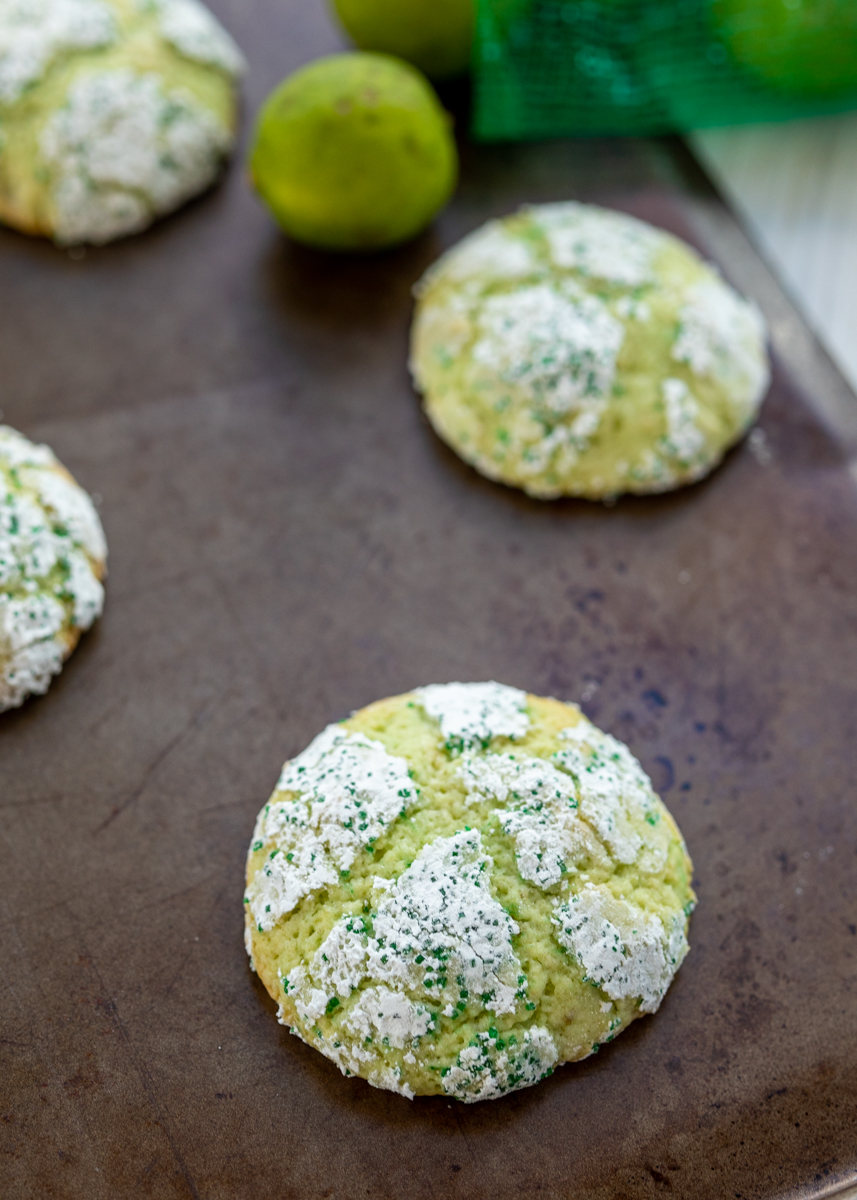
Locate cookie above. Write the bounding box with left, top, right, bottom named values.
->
left=244, top=682, right=695, bottom=1102
left=0, top=425, right=106, bottom=710
left=0, top=0, right=244, bottom=245
left=410, top=202, right=770, bottom=499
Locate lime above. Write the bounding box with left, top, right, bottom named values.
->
left=712, top=0, right=857, bottom=96
left=250, top=53, right=459, bottom=251
left=331, top=0, right=474, bottom=79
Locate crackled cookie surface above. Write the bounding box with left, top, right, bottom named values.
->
left=0, top=0, right=244, bottom=244
left=0, top=425, right=106, bottom=710
left=410, top=202, right=770, bottom=499
left=244, top=682, right=695, bottom=1102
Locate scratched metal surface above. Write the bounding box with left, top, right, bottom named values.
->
left=1, top=3, right=857, bottom=1198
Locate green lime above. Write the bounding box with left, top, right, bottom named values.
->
left=250, top=53, right=459, bottom=251
left=712, top=0, right=857, bottom=96
left=331, top=0, right=474, bottom=79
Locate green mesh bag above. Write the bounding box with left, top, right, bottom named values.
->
left=472, top=0, right=857, bottom=138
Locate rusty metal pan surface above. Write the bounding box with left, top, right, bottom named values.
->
left=1, top=4, right=856, bottom=1197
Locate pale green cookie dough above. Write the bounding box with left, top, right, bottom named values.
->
left=244, top=682, right=695, bottom=1102
left=410, top=202, right=770, bottom=500
left=0, top=424, right=106, bottom=710
left=0, top=0, right=245, bottom=244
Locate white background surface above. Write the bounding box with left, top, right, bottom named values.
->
left=692, top=115, right=857, bottom=395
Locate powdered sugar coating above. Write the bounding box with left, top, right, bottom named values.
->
left=345, top=986, right=434, bottom=1049
left=0, top=593, right=67, bottom=704
left=554, top=720, right=668, bottom=869
left=0, top=426, right=56, bottom=469
left=0, top=0, right=243, bottom=106
left=41, top=68, right=232, bottom=245
left=19, top=459, right=107, bottom=561
left=660, top=377, right=706, bottom=466
left=0, top=0, right=242, bottom=244
left=136, top=0, right=244, bottom=75
left=246, top=688, right=695, bottom=1102
left=416, top=681, right=530, bottom=751
left=62, top=547, right=104, bottom=625
left=460, top=752, right=589, bottom=889
left=0, top=0, right=116, bottom=105
left=552, top=882, right=690, bottom=1013
left=280, top=829, right=532, bottom=1099
left=411, top=201, right=770, bottom=500
left=464, top=279, right=624, bottom=478
left=0, top=424, right=105, bottom=711
left=285, top=830, right=525, bottom=1021
left=459, top=721, right=671, bottom=887
left=442, top=1025, right=557, bottom=1102
left=419, top=219, right=539, bottom=289
left=472, top=283, right=624, bottom=429
left=535, top=201, right=665, bottom=287
left=246, top=725, right=417, bottom=931
left=673, top=278, right=770, bottom=420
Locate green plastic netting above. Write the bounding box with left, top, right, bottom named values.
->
left=472, top=0, right=857, bottom=138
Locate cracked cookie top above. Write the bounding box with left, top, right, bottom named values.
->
left=245, top=682, right=695, bottom=1102
left=0, top=424, right=106, bottom=711
left=410, top=202, right=769, bottom=500
left=0, top=0, right=244, bottom=244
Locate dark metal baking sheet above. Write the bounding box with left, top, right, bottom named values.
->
left=2, top=4, right=857, bottom=1197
